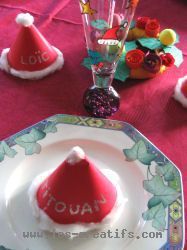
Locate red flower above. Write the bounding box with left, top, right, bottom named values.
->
left=125, top=49, right=145, bottom=69
left=145, top=19, right=160, bottom=37
left=160, top=53, right=175, bottom=67
left=136, top=16, right=150, bottom=29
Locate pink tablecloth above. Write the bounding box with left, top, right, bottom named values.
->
left=0, top=0, right=186, bottom=247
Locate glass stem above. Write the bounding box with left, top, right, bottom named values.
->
left=92, top=70, right=115, bottom=89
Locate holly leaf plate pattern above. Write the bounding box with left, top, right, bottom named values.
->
left=0, top=246, right=13, bottom=250
left=14, top=128, right=46, bottom=155
left=123, top=140, right=156, bottom=165
left=0, top=141, right=17, bottom=162
left=123, top=138, right=182, bottom=235
left=156, top=163, right=176, bottom=182
left=43, top=121, right=57, bottom=134
left=142, top=203, right=166, bottom=231
left=144, top=175, right=180, bottom=208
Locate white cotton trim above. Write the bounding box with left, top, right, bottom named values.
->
left=28, top=168, right=125, bottom=239
left=98, top=39, right=119, bottom=46
left=173, top=75, right=187, bottom=108
left=16, top=13, right=34, bottom=27
left=66, top=146, right=86, bottom=165
left=0, top=47, right=64, bottom=80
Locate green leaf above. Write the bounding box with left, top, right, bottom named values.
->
left=123, top=142, right=139, bottom=161
left=24, top=142, right=41, bottom=155
left=0, top=246, right=13, bottom=250
left=137, top=141, right=156, bottom=165
left=91, top=19, right=109, bottom=30
left=143, top=175, right=180, bottom=207
left=175, top=33, right=180, bottom=44
left=0, top=152, right=4, bottom=162
left=125, top=41, right=137, bottom=52
left=82, top=57, right=92, bottom=70
left=123, top=140, right=156, bottom=165
left=138, top=38, right=163, bottom=50
left=15, top=128, right=46, bottom=155
left=0, top=141, right=17, bottom=162
left=88, top=50, right=103, bottom=65
left=115, top=51, right=130, bottom=81
left=156, top=163, right=175, bottom=181
left=148, top=196, right=162, bottom=209
left=142, top=203, right=166, bottom=231
left=16, top=128, right=46, bottom=143
left=43, top=122, right=57, bottom=133
left=163, top=45, right=183, bottom=67
left=1, top=141, right=17, bottom=158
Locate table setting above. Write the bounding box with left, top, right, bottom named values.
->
left=0, top=0, right=186, bottom=250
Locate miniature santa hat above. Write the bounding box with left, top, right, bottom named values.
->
left=98, top=21, right=128, bottom=46
left=174, top=75, right=187, bottom=108
left=0, top=13, right=64, bottom=79
left=34, top=146, right=117, bottom=225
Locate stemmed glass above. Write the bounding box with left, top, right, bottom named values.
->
left=79, top=0, right=139, bottom=118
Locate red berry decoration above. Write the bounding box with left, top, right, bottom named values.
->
left=125, top=49, right=145, bottom=69
left=143, top=53, right=162, bottom=73
left=145, top=19, right=160, bottom=38
left=136, top=16, right=150, bottom=29
left=160, top=53, right=175, bottom=67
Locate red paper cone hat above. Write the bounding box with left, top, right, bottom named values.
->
left=8, top=13, right=57, bottom=71
left=98, top=22, right=128, bottom=46
left=0, top=13, right=64, bottom=79
left=36, top=146, right=117, bottom=224
left=98, top=26, right=120, bottom=45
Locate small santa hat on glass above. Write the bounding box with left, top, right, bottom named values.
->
left=174, top=75, right=187, bottom=108
left=28, top=146, right=121, bottom=233
left=0, top=13, right=64, bottom=80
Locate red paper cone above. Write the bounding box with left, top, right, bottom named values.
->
left=36, top=147, right=117, bottom=224
left=8, top=19, right=57, bottom=71
left=0, top=13, right=64, bottom=79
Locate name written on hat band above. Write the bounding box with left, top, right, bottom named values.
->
left=42, top=186, right=107, bottom=215
left=21, top=50, right=50, bottom=65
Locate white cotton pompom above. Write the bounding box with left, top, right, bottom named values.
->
left=66, top=146, right=86, bottom=165
left=174, top=75, right=187, bottom=108
left=16, top=13, right=34, bottom=27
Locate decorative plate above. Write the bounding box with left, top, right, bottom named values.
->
left=0, top=114, right=185, bottom=250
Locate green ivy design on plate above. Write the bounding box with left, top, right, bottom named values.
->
left=0, top=141, right=17, bottom=162
left=14, top=128, right=46, bottom=155
left=13, top=121, right=57, bottom=156
left=123, top=140, right=156, bottom=165
left=43, top=121, right=57, bottom=133
left=0, top=246, right=12, bottom=250
left=123, top=139, right=180, bottom=231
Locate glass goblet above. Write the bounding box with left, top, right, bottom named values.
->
left=79, top=0, right=139, bottom=118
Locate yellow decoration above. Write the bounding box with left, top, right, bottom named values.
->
left=127, top=27, right=147, bottom=41
left=133, top=27, right=147, bottom=39
left=159, top=29, right=176, bottom=46
left=127, top=29, right=134, bottom=41
left=80, top=0, right=97, bottom=16
left=130, top=65, right=166, bottom=79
